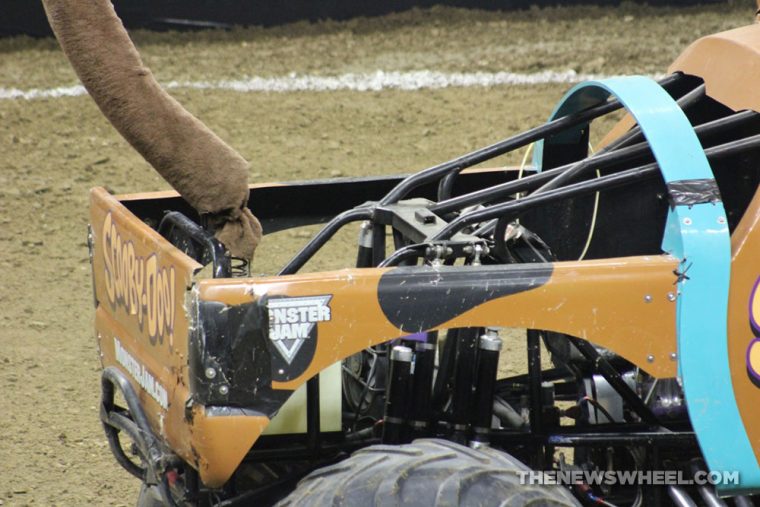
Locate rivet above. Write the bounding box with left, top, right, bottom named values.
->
left=204, top=367, right=217, bottom=379
left=667, top=292, right=677, bottom=302
left=647, top=355, right=655, bottom=363
left=670, top=352, right=677, bottom=361
left=683, top=217, right=692, bottom=226
left=644, top=295, right=652, bottom=303
left=218, top=385, right=229, bottom=395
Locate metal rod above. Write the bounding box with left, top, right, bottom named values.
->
left=493, top=397, right=524, bottom=428
left=498, top=366, right=575, bottom=386
left=355, top=221, right=374, bottom=268
left=430, top=108, right=758, bottom=216
left=437, top=170, right=458, bottom=201
left=245, top=438, right=379, bottom=462
left=452, top=328, right=480, bottom=443
left=377, top=243, right=425, bottom=267
left=430, top=141, right=648, bottom=215
left=306, top=375, right=321, bottom=455
left=433, top=329, right=459, bottom=410
left=697, top=484, right=729, bottom=507
left=570, top=338, right=659, bottom=424
left=379, top=74, right=682, bottom=206
left=650, top=444, right=663, bottom=506
left=669, top=486, right=699, bottom=507
left=371, top=223, right=386, bottom=266
left=690, top=460, right=729, bottom=507
left=383, top=346, right=413, bottom=444
left=543, top=431, right=696, bottom=447
left=488, top=429, right=697, bottom=447
left=472, top=329, right=503, bottom=442
left=534, top=83, right=704, bottom=195
left=734, top=496, right=755, bottom=507
left=527, top=330, right=544, bottom=468
left=279, top=207, right=373, bottom=275
left=433, top=131, right=760, bottom=240
left=409, top=341, right=436, bottom=438
left=159, top=211, right=231, bottom=278
left=279, top=76, right=706, bottom=275
left=434, top=163, right=659, bottom=239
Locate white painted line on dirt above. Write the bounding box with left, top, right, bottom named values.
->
left=0, top=70, right=660, bottom=100
left=0, top=84, right=87, bottom=100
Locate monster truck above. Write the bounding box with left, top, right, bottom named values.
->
left=85, top=22, right=760, bottom=507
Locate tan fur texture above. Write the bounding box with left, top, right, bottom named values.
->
left=42, top=0, right=261, bottom=260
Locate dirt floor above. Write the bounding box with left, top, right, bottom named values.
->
left=0, top=2, right=754, bottom=505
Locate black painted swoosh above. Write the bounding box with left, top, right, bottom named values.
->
left=378, top=264, right=553, bottom=332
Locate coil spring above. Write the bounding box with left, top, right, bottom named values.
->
left=229, top=256, right=250, bottom=277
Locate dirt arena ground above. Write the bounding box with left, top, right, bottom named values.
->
left=0, top=2, right=753, bottom=505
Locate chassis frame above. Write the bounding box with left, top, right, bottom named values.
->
left=90, top=61, right=760, bottom=506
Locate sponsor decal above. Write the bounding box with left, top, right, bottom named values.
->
left=114, top=337, right=169, bottom=410
left=267, top=295, right=332, bottom=364
left=747, top=277, right=760, bottom=381
left=101, top=213, right=176, bottom=345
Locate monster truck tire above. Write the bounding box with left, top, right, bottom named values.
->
left=276, top=438, right=580, bottom=506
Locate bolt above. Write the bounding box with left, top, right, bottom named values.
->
left=471, top=244, right=485, bottom=266
left=218, top=385, right=229, bottom=396
left=644, top=295, right=652, bottom=303
left=204, top=367, right=217, bottom=380
left=647, top=355, right=655, bottom=363
left=682, top=217, right=692, bottom=226
left=667, top=292, right=677, bottom=302
left=670, top=352, right=677, bottom=361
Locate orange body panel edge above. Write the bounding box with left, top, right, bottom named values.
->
left=90, top=188, right=270, bottom=487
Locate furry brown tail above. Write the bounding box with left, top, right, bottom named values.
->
left=42, top=0, right=262, bottom=261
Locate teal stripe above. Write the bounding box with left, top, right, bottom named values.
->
left=536, top=76, right=759, bottom=494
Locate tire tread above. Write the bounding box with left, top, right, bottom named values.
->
left=276, top=439, right=580, bottom=507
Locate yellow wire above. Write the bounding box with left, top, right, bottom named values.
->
left=516, top=142, right=534, bottom=199
left=578, top=142, right=600, bottom=261
left=513, top=141, right=599, bottom=261
left=513, top=143, right=534, bottom=227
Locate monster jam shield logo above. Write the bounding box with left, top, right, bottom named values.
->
left=267, top=295, right=332, bottom=364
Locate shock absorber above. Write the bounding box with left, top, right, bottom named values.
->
left=409, top=339, right=436, bottom=438
left=452, top=328, right=480, bottom=443
left=472, top=328, right=502, bottom=444
left=382, top=345, right=413, bottom=444
left=356, top=221, right=374, bottom=267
